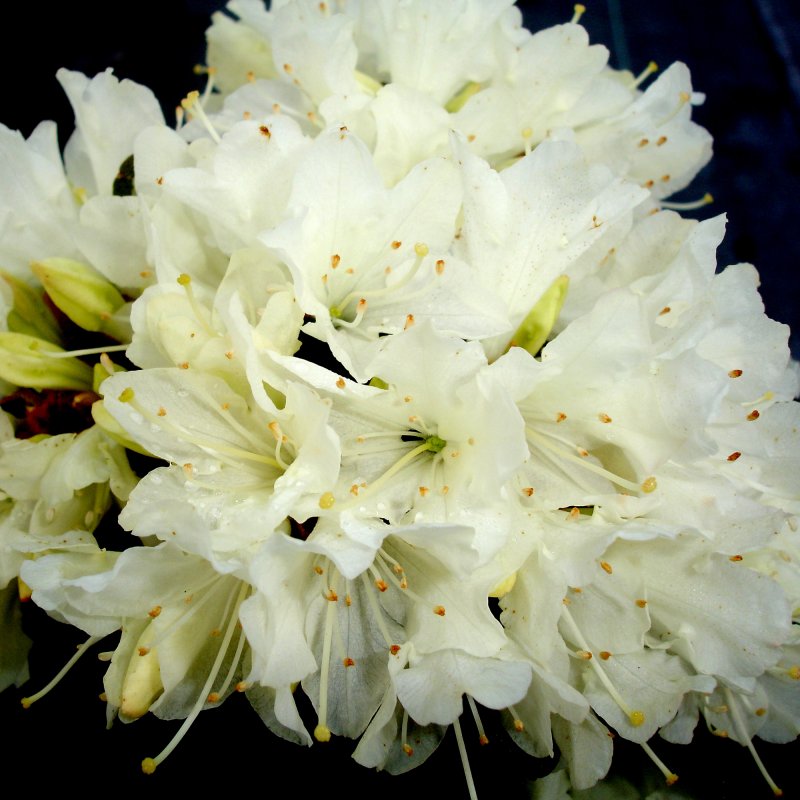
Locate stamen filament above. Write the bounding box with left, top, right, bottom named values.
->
left=401, top=708, right=412, bottom=756
left=21, top=635, right=102, bottom=708
left=315, top=585, right=338, bottom=742
left=631, top=60, right=658, bottom=89
left=724, top=688, right=783, bottom=796
left=42, top=343, right=129, bottom=358
left=526, top=426, right=651, bottom=494
left=141, top=582, right=248, bottom=773
left=453, top=715, right=479, bottom=800
left=640, top=741, right=679, bottom=786
left=661, top=193, right=714, bottom=211
left=360, top=573, right=394, bottom=647
left=176, top=274, right=216, bottom=338
left=467, top=695, right=489, bottom=744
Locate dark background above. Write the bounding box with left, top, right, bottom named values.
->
left=1, top=2, right=798, bottom=798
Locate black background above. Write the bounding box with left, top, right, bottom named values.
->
left=1, top=2, right=798, bottom=798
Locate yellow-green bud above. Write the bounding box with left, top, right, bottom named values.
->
left=0, top=332, right=93, bottom=390
left=30, top=258, right=128, bottom=340
left=508, top=275, right=570, bottom=357
left=90, top=399, right=152, bottom=456
left=0, top=271, right=61, bottom=344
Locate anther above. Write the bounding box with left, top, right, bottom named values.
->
left=404, top=314, right=415, bottom=329
left=659, top=306, right=671, bottom=316
left=343, top=657, right=356, bottom=667
left=148, top=606, right=162, bottom=618
left=556, top=412, right=567, bottom=423
left=436, top=259, right=445, bottom=275
left=727, top=451, right=742, bottom=462
left=118, top=387, right=135, bottom=403
left=641, top=476, right=657, bottom=493
left=629, top=710, right=646, bottom=726
left=577, top=650, right=593, bottom=660
left=325, top=589, right=338, bottom=601
left=391, top=240, right=402, bottom=249
left=314, top=565, right=324, bottom=575
left=331, top=254, right=341, bottom=269
left=374, top=579, right=388, bottom=592
left=598, top=413, right=612, bottom=423
left=390, top=645, right=401, bottom=655
left=414, top=243, right=429, bottom=258
left=638, top=138, right=650, bottom=147
left=635, top=599, right=648, bottom=608
left=522, top=487, right=534, bottom=497
left=747, top=410, right=760, bottom=421
left=729, top=369, right=743, bottom=378
left=433, top=605, right=446, bottom=616
left=729, top=555, right=743, bottom=562
left=599, top=651, right=612, bottom=660
left=207, top=692, right=220, bottom=703
left=600, top=560, right=613, bottom=574
left=314, top=724, right=331, bottom=742
left=319, top=492, right=335, bottom=509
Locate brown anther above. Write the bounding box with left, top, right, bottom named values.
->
left=259, top=125, right=271, bottom=138
left=598, top=413, right=612, bottom=423
left=478, top=734, right=489, bottom=746
left=659, top=306, right=671, bottom=316
left=713, top=729, right=729, bottom=738
left=137, top=647, right=151, bottom=657
left=155, top=176, right=164, bottom=186
left=635, top=598, right=648, bottom=608
left=350, top=484, right=360, bottom=496
left=246, top=70, right=256, bottom=82
left=418, top=486, right=429, bottom=496
left=140, top=270, right=153, bottom=278
left=325, top=589, right=338, bottom=602
left=513, top=719, right=524, bottom=732
left=179, top=362, right=189, bottom=369
left=577, top=448, right=589, bottom=457
left=599, top=651, right=612, bottom=660
left=638, top=138, right=650, bottom=147
left=336, top=377, right=346, bottom=389
left=210, top=628, right=222, bottom=637
left=562, top=597, right=572, bottom=605
left=148, top=606, right=162, bottom=618
left=729, top=554, right=743, bottom=562
left=728, top=369, right=743, bottom=378
left=314, top=565, right=324, bottom=575
left=571, top=587, right=583, bottom=593
left=569, top=507, right=581, bottom=519
left=644, top=179, right=655, bottom=188
left=391, top=240, right=402, bottom=249
left=331, top=253, right=341, bottom=269
left=374, top=579, right=388, bottom=593
left=577, top=650, right=593, bottom=660
left=679, top=91, right=691, bottom=102
left=390, top=644, right=401, bottom=655
left=403, top=395, right=412, bottom=403
left=433, top=605, right=446, bottom=616
left=661, top=174, right=671, bottom=182
left=755, top=707, right=767, bottom=716
left=343, top=657, right=356, bottom=668
left=435, top=259, right=445, bottom=274
left=404, top=314, right=415, bottom=330
left=345, top=267, right=354, bottom=274
left=556, top=412, right=567, bottom=423
left=272, top=102, right=281, bottom=113
left=600, top=560, right=613, bottom=575
left=467, top=134, right=476, bottom=142
left=399, top=577, right=409, bottom=589
left=283, top=63, right=293, bottom=73
left=402, top=744, right=414, bottom=756
left=236, top=681, right=249, bottom=693
left=242, top=111, right=252, bottom=120
left=99, top=692, right=108, bottom=702
left=345, top=594, right=352, bottom=607
left=183, top=463, right=194, bottom=475
left=522, top=487, right=535, bottom=497
left=157, top=407, right=167, bottom=417
left=221, top=402, right=230, bottom=410
left=225, top=351, right=234, bottom=360
left=747, top=409, right=760, bottom=421
left=727, top=451, right=742, bottom=462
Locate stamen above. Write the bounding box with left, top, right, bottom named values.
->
left=402, top=708, right=413, bottom=756
left=466, top=696, right=489, bottom=745
left=453, top=716, right=479, bottom=800
left=41, top=343, right=129, bottom=358
left=117, top=388, right=282, bottom=471
left=640, top=741, right=679, bottom=786
left=141, top=582, right=248, bottom=773
left=661, top=193, right=714, bottom=211
left=359, top=573, right=394, bottom=646
left=21, top=636, right=102, bottom=708
left=561, top=607, right=643, bottom=724
left=631, top=60, right=658, bottom=89
left=724, top=688, right=783, bottom=796
left=507, top=704, right=524, bottom=732
left=314, top=580, right=338, bottom=743
left=176, top=273, right=216, bottom=337
left=571, top=4, right=586, bottom=24
left=526, top=426, right=654, bottom=494
left=180, top=91, right=221, bottom=144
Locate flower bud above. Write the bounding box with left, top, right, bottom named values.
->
left=508, top=274, right=569, bottom=356
left=0, top=332, right=92, bottom=390
left=30, top=258, right=128, bottom=340
left=0, top=271, right=61, bottom=343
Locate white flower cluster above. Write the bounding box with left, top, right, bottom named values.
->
left=0, top=1, right=797, bottom=796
